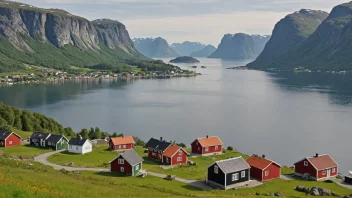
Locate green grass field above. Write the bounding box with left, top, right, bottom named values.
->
left=0, top=145, right=52, bottom=159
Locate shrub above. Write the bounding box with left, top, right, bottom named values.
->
left=227, top=146, right=234, bottom=151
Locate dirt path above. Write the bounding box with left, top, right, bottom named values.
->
left=33, top=150, right=213, bottom=190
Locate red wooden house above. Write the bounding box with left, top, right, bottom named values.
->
left=246, top=154, right=281, bottom=181
left=109, top=149, right=143, bottom=176
left=109, top=136, right=135, bottom=151
left=294, top=154, right=338, bottom=181
left=191, top=136, right=223, bottom=156
left=0, top=131, right=21, bottom=147
left=145, top=137, right=189, bottom=165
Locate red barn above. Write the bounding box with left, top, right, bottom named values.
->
left=163, top=145, right=189, bottom=165
left=109, top=136, right=135, bottom=151
left=294, top=154, right=338, bottom=181
left=109, top=149, right=143, bottom=176
left=0, top=132, right=21, bottom=147
left=145, top=137, right=189, bottom=165
left=246, top=154, right=281, bottom=181
left=191, top=136, right=223, bottom=156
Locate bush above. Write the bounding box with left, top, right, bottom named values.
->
left=227, top=146, right=234, bottom=151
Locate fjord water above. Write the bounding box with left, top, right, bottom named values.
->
left=1, top=58, right=352, bottom=172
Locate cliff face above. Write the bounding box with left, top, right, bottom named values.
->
left=190, top=45, right=216, bottom=57
left=247, top=9, right=328, bottom=69
left=133, top=37, right=179, bottom=58
left=209, top=33, right=270, bottom=59
left=0, top=0, right=143, bottom=72
left=171, top=41, right=206, bottom=56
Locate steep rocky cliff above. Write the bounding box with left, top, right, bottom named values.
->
left=263, top=3, right=352, bottom=71
left=208, top=34, right=270, bottom=59
left=0, top=0, right=145, bottom=72
left=133, top=37, right=179, bottom=58
left=247, top=9, right=328, bottom=69
left=190, top=45, right=216, bottom=57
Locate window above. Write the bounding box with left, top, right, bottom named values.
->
left=9, top=141, right=12, bottom=145
left=120, top=167, right=124, bottom=172
left=265, top=170, right=269, bottom=177
left=177, top=157, right=182, bottom=162
left=332, top=168, right=336, bottom=173
left=76, top=146, right=78, bottom=150
left=214, top=165, right=218, bottom=174
left=135, top=164, right=139, bottom=170
left=196, top=142, right=198, bottom=145
left=119, top=145, right=122, bottom=149
left=304, top=161, right=308, bottom=166
left=205, top=147, right=209, bottom=152
left=118, top=159, right=124, bottom=164
left=123, top=145, right=126, bottom=149
left=241, top=171, right=246, bottom=178
left=48, top=142, right=51, bottom=146
left=178, top=150, right=182, bottom=155
left=70, top=145, right=72, bottom=149
left=198, top=147, right=200, bottom=151
left=232, top=173, right=239, bottom=181
left=215, top=146, right=218, bottom=150
left=322, top=170, right=326, bottom=175
left=166, top=158, right=169, bottom=163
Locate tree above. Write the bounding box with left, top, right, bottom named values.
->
left=111, top=132, right=118, bottom=138
left=95, top=127, right=102, bottom=139
left=177, top=143, right=186, bottom=148
left=133, top=136, right=145, bottom=147
left=0, top=105, right=15, bottom=126
left=64, top=127, right=75, bottom=137
left=80, top=128, right=89, bottom=139
left=88, top=127, right=96, bottom=140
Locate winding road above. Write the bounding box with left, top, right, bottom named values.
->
left=33, top=150, right=213, bottom=190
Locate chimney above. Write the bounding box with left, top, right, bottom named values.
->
left=315, top=153, right=319, bottom=158
left=206, top=135, right=209, bottom=138
left=160, top=137, right=163, bottom=142
left=262, top=154, right=266, bottom=159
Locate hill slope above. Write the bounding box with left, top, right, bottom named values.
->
left=209, top=34, right=270, bottom=59
left=0, top=1, right=147, bottom=72
left=171, top=41, right=206, bottom=56
left=247, top=9, right=329, bottom=69
left=133, top=37, right=179, bottom=58
left=190, top=45, right=216, bottom=57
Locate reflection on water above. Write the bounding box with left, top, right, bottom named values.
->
left=0, top=58, right=352, bottom=173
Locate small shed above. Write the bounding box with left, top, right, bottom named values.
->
left=109, top=149, right=143, bottom=176
left=345, top=171, right=352, bottom=184
left=0, top=131, right=21, bottom=147
left=45, top=134, right=68, bottom=150
left=68, top=135, right=92, bottom=154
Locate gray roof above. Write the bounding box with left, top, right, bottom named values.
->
left=46, top=134, right=66, bottom=144
left=214, top=157, right=250, bottom=174
left=30, top=132, right=51, bottom=140
left=68, top=137, right=89, bottom=146
left=145, top=138, right=171, bottom=151
left=0, top=132, right=12, bottom=141
left=110, top=149, right=143, bottom=166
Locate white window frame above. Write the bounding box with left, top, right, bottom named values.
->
left=214, top=165, right=218, bottom=174
left=123, top=144, right=126, bottom=149
left=196, top=142, right=198, bottom=145
left=241, top=171, right=246, bottom=178
left=332, top=168, right=336, bottom=173
left=166, top=158, right=169, bottom=163
left=135, top=164, right=139, bottom=170
left=9, top=141, right=12, bottom=145
left=232, top=173, right=239, bottom=181
left=198, top=147, right=200, bottom=151
left=265, top=170, right=269, bottom=177
left=322, top=170, right=326, bottom=175
left=118, top=145, right=122, bottom=149
left=304, top=161, right=308, bottom=166
left=120, top=167, right=124, bottom=172
left=76, top=146, right=78, bottom=150
left=205, top=147, right=209, bottom=152
left=178, top=150, right=182, bottom=155
left=118, top=159, right=124, bottom=164
left=177, top=157, right=182, bottom=162
left=215, top=146, right=218, bottom=150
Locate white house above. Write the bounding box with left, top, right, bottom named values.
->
left=68, top=135, right=92, bottom=154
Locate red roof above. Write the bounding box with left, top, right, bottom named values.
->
left=163, top=145, right=182, bottom=158
left=110, top=136, right=135, bottom=145
left=306, top=154, right=338, bottom=170
left=195, top=136, right=222, bottom=147
left=246, top=155, right=280, bottom=170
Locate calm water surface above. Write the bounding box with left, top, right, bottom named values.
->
left=1, top=58, right=352, bottom=173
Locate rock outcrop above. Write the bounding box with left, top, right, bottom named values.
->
left=190, top=45, right=216, bottom=57
left=208, top=33, right=270, bottom=60
left=133, top=37, right=179, bottom=58
left=170, top=56, right=200, bottom=63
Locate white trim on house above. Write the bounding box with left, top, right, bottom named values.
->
left=169, top=147, right=190, bottom=158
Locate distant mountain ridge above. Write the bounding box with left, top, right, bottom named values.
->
left=133, top=37, right=179, bottom=58
left=190, top=45, right=217, bottom=57
left=0, top=0, right=147, bottom=72
left=171, top=41, right=207, bottom=56
left=209, top=34, right=271, bottom=59
left=247, top=9, right=329, bottom=69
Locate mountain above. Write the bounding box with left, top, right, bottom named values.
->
left=247, top=9, right=329, bottom=69
left=171, top=41, right=206, bottom=56
left=263, top=3, right=352, bottom=71
left=190, top=45, right=216, bottom=57
left=208, top=34, right=271, bottom=59
left=0, top=0, right=147, bottom=72
left=133, top=37, right=179, bottom=58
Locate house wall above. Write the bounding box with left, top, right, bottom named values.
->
left=317, top=167, right=338, bottom=179
left=56, top=138, right=68, bottom=150
left=226, top=169, right=250, bottom=186
left=250, top=166, right=263, bottom=181
left=294, top=159, right=317, bottom=179
left=170, top=150, right=187, bottom=165
left=262, top=163, right=281, bottom=181
left=208, top=163, right=225, bottom=186
left=69, top=141, right=92, bottom=154
left=202, top=145, right=222, bottom=155
left=191, top=141, right=202, bottom=154
left=109, top=141, right=134, bottom=150
left=110, top=156, right=132, bottom=175
left=5, top=134, right=21, bottom=147
left=133, top=162, right=142, bottom=176
left=148, top=148, right=163, bottom=162
left=0, top=140, right=5, bottom=147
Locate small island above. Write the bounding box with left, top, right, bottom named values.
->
left=170, top=56, right=200, bottom=63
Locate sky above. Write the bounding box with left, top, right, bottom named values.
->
left=21, top=0, right=348, bottom=46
